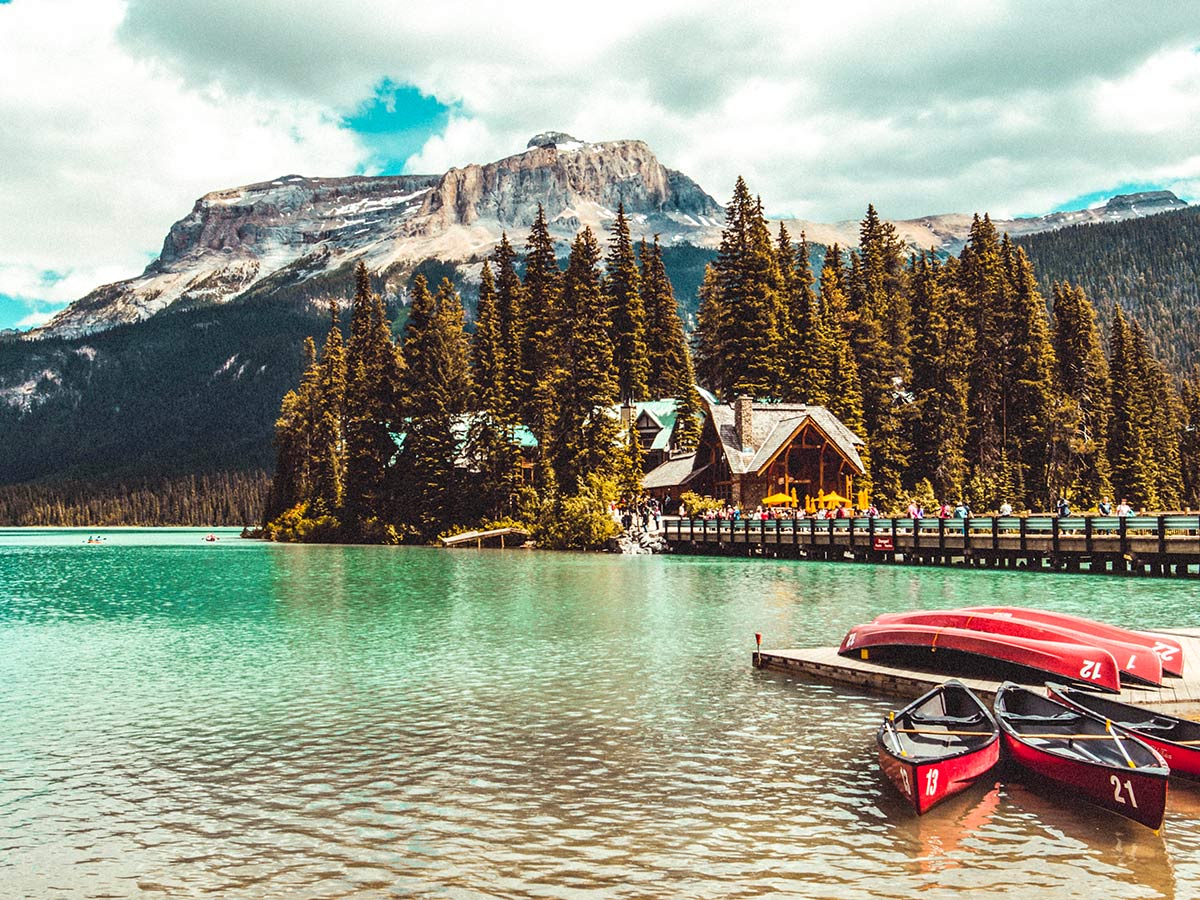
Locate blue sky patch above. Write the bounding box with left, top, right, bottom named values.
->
left=0, top=294, right=62, bottom=332
left=344, top=80, right=453, bottom=175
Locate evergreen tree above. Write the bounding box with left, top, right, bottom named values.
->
left=492, top=233, right=527, bottom=419
left=310, top=301, right=346, bottom=513
left=604, top=204, right=650, bottom=403
left=399, top=276, right=475, bottom=537
left=472, top=262, right=503, bottom=412
left=1133, top=320, right=1184, bottom=509
left=617, top=415, right=645, bottom=498
left=343, top=261, right=402, bottom=535
left=521, top=207, right=563, bottom=474
left=818, top=246, right=864, bottom=432
left=640, top=236, right=703, bottom=448
left=264, top=339, right=319, bottom=523
left=848, top=205, right=912, bottom=507
left=694, top=177, right=784, bottom=399
left=908, top=252, right=970, bottom=502
left=547, top=228, right=620, bottom=493
left=1049, top=282, right=1111, bottom=505
left=1002, top=239, right=1056, bottom=505
left=1180, top=367, right=1200, bottom=508
left=1108, top=305, right=1155, bottom=506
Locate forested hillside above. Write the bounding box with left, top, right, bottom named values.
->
left=1017, top=207, right=1200, bottom=374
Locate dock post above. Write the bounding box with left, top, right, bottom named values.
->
left=1159, top=515, right=1167, bottom=556
left=1085, top=516, right=1093, bottom=555
left=1120, top=516, right=1129, bottom=559
left=891, top=517, right=899, bottom=563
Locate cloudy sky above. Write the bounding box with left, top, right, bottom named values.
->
left=2, top=0, right=1199, bottom=330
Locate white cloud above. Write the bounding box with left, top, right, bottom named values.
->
left=0, top=0, right=367, bottom=316
left=4, top=0, right=1200, bottom=324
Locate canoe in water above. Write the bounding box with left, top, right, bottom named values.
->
left=994, top=682, right=1168, bottom=830
left=877, top=680, right=1000, bottom=814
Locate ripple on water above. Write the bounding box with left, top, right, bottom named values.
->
left=0, top=536, right=1197, bottom=898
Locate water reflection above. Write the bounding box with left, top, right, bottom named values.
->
left=1, top=535, right=1198, bottom=898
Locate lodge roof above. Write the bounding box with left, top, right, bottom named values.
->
left=706, top=399, right=865, bottom=476
left=642, top=453, right=706, bottom=490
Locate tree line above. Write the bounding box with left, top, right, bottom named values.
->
left=0, top=471, right=269, bottom=526
left=264, top=205, right=701, bottom=545
left=694, top=177, right=1200, bottom=512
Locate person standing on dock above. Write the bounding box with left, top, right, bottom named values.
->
left=999, top=500, right=1013, bottom=516
left=1098, top=497, right=1113, bottom=516
left=1117, top=499, right=1133, bottom=517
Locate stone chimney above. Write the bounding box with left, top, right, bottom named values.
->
left=734, top=395, right=753, bottom=450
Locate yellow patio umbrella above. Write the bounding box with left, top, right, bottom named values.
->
left=761, top=491, right=797, bottom=506
left=820, top=491, right=851, bottom=507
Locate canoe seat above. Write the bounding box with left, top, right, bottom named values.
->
left=909, top=712, right=986, bottom=727
left=1003, top=712, right=1080, bottom=725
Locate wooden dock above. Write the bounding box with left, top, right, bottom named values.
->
left=666, top=514, right=1200, bottom=577
left=756, top=628, right=1200, bottom=714
left=440, top=526, right=530, bottom=549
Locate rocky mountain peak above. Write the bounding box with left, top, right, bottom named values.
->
left=526, top=131, right=583, bottom=149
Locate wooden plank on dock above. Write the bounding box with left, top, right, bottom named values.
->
left=757, top=628, right=1200, bottom=715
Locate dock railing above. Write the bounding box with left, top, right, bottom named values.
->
left=663, top=514, right=1200, bottom=576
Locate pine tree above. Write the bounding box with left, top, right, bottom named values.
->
left=1108, top=304, right=1155, bottom=506
left=818, top=246, right=864, bottom=433
left=848, top=205, right=912, bottom=508
left=310, top=301, right=346, bottom=513
left=398, top=277, right=475, bottom=537
left=493, top=234, right=527, bottom=419
left=604, top=204, right=650, bottom=403
left=694, top=178, right=784, bottom=399
left=908, top=252, right=970, bottom=502
left=1180, top=366, right=1200, bottom=508
left=263, top=339, right=318, bottom=524
left=521, top=207, right=563, bottom=474
left=547, top=228, right=620, bottom=493
left=1049, top=282, right=1111, bottom=505
left=343, top=261, right=402, bottom=536
left=640, top=235, right=703, bottom=449
left=472, top=262, right=503, bottom=412
left=1002, top=239, right=1056, bottom=506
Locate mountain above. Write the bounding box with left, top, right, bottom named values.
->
left=35, top=129, right=1185, bottom=341
left=37, top=133, right=722, bottom=339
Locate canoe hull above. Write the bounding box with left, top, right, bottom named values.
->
left=877, top=680, right=1000, bottom=814
left=1000, top=731, right=1167, bottom=830
left=962, top=606, right=1184, bottom=677
left=1047, top=683, right=1200, bottom=782
left=995, top=683, right=1169, bottom=831
left=840, top=623, right=1122, bottom=693
left=875, top=610, right=1163, bottom=686
left=878, top=740, right=1000, bottom=814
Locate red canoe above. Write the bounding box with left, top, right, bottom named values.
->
left=994, top=682, right=1168, bottom=830
left=1047, top=682, right=1200, bottom=782
left=874, top=610, right=1163, bottom=686
left=961, top=606, right=1184, bottom=677
left=838, top=623, right=1122, bottom=693
left=877, top=680, right=1000, bottom=814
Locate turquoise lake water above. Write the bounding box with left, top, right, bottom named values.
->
left=2, top=528, right=1199, bottom=898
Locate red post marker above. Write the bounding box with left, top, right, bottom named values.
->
left=755, top=632, right=762, bottom=648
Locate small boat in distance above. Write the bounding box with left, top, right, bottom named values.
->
left=203, top=534, right=219, bottom=542
left=839, top=623, right=1123, bottom=693
left=874, top=609, right=1163, bottom=686
left=994, top=682, right=1168, bottom=831
left=961, top=607, right=1184, bottom=677
left=877, top=680, right=1000, bottom=814
left=1046, top=682, right=1200, bottom=782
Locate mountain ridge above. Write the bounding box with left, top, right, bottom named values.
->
left=31, top=132, right=1188, bottom=340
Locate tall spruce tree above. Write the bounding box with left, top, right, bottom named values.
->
left=492, top=233, right=527, bottom=418
left=818, top=246, right=864, bottom=433
left=1049, top=282, right=1111, bottom=505
left=908, top=252, right=970, bottom=502
left=398, top=276, right=475, bottom=537
left=1108, top=305, right=1156, bottom=506
left=547, top=228, right=620, bottom=493
left=521, top=207, right=563, bottom=474
left=1180, top=366, right=1200, bottom=508
left=694, top=177, right=784, bottom=399
left=604, top=204, right=650, bottom=403
left=310, top=301, right=346, bottom=513
left=640, top=236, right=702, bottom=448
left=848, top=205, right=912, bottom=508
left=343, top=261, right=402, bottom=535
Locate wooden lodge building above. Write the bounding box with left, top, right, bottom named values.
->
left=643, top=395, right=866, bottom=509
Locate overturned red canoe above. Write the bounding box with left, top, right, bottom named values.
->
left=1047, top=682, right=1200, bottom=782
left=877, top=680, right=1000, bottom=814
left=960, top=606, right=1184, bottom=677
left=838, top=623, right=1122, bottom=693
left=874, top=609, right=1163, bottom=686
left=995, top=682, right=1168, bottom=831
